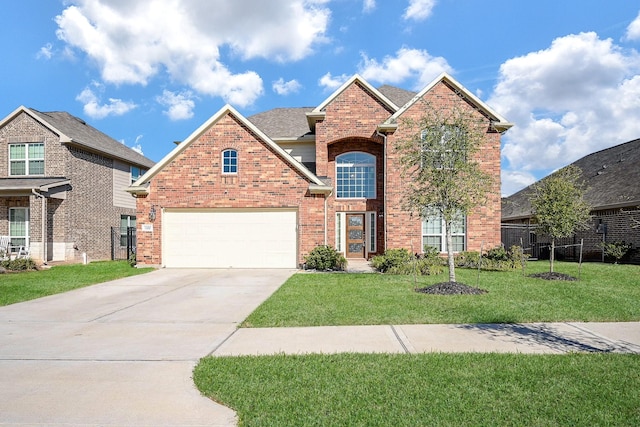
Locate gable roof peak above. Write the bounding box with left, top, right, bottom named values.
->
left=130, top=103, right=326, bottom=193
left=385, top=72, right=514, bottom=133
left=312, top=74, right=399, bottom=113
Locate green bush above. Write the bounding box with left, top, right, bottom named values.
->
left=600, top=241, right=632, bottom=264
left=455, top=246, right=528, bottom=271
left=372, top=248, right=444, bottom=275
left=304, top=245, right=347, bottom=271
left=0, top=257, right=37, bottom=271
left=371, top=248, right=413, bottom=273
left=454, top=251, right=480, bottom=268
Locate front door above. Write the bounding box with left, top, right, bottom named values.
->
left=346, top=213, right=365, bottom=258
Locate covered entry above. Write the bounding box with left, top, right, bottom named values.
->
left=162, top=209, right=297, bottom=268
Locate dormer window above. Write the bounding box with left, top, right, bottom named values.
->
left=222, top=149, right=238, bottom=174
left=9, top=143, right=44, bottom=176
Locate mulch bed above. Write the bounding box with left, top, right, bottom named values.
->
left=528, top=272, right=577, bottom=281
left=416, top=281, right=488, bottom=295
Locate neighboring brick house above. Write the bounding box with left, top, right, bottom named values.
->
left=0, top=106, right=155, bottom=263
left=502, top=138, right=640, bottom=263
left=129, top=73, right=512, bottom=268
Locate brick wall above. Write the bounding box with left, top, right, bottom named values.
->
left=0, top=112, right=135, bottom=262
left=384, top=81, right=503, bottom=252
left=135, top=113, right=324, bottom=266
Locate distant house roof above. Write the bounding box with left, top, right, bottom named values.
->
left=0, top=106, right=154, bottom=169
left=247, top=107, right=314, bottom=140
left=503, top=138, right=640, bottom=220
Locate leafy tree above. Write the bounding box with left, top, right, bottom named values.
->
left=396, top=102, right=496, bottom=283
left=529, top=165, right=591, bottom=273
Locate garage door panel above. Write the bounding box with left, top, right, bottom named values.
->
left=163, top=210, right=297, bottom=268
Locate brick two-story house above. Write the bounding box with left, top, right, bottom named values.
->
left=0, top=106, right=155, bottom=263
left=128, top=73, right=512, bottom=268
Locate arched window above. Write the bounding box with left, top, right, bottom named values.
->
left=222, top=149, right=238, bottom=174
left=336, top=152, right=376, bottom=199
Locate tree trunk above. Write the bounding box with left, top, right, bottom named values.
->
left=550, top=238, right=555, bottom=273
left=446, top=221, right=456, bottom=282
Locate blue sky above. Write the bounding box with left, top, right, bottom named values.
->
left=3, top=0, right=640, bottom=196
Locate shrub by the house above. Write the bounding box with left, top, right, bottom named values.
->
left=371, top=248, right=445, bottom=275
left=304, top=245, right=347, bottom=271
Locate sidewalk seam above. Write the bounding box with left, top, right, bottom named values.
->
left=208, top=326, right=240, bottom=356
left=390, top=325, right=412, bottom=354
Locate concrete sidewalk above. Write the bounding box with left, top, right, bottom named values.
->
left=213, top=322, right=640, bottom=356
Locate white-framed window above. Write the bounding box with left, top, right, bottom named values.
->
left=130, top=166, right=146, bottom=184
left=222, top=149, right=238, bottom=174
left=422, top=211, right=466, bottom=253
left=9, top=143, right=44, bottom=176
left=120, top=215, right=136, bottom=247
left=420, top=125, right=465, bottom=170
left=335, top=211, right=377, bottom=254
left=9, top=207, right=29, bottom=251
left=336, top=152, right=376, bottom=199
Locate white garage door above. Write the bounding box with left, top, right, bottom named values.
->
left=163, top=209, right=297, bottom=268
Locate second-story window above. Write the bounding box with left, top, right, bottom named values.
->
left=9, top=143, right=44, bottom=176
left=222, top=149, right=238, bottom=174
left=131, top=166, right=146, bottom=184
left=336, top=152, right=376, bottom=199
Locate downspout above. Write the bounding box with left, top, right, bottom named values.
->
left=376, top=130, right=388, bottom=252
left=31, top=189, right=47, bottom=264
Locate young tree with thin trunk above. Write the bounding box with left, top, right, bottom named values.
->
left=529, top=165, right=591, bottom=273
left=396, top=103, right=495, bottom=283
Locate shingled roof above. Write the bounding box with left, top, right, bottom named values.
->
left=502, top=138, right=640, bottom=220
left=378, top=85, right=417, bottom=108
left=247, top=107, right=315, bottom=140
left=28, top=109, right=154, bottom=168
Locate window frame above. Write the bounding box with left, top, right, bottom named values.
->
left=422, top=211, right=466, bottom=253
left=9, top=207, right=30, bottom=252
left=130, top=166, right=146, bottom=185
left=222, top=149, right=238, bottom=174
left=120, top=215, right=137, bottom=247
left=9, top=143, right=45, bottom=176
left=335, top=152, right=376, bottom=199
left=420, top=125, right=466, bottom=170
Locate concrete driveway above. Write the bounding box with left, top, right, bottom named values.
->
left=0, top=268, right=294, bottom=427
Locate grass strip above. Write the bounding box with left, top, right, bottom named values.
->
left=0, top=261, right=153, bottom=306
left=243, top=262, right=640, bottom=326
left=194, top=352, right=640, bottom=426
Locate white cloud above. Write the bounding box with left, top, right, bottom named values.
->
left=501, top=170, right=537, bottom=197
left=156, top=90, right=196, bottom=121
left=272, top=78, right=302, bottom=95
left=37, top=43, right=53, bottom=60
left=358, top=47, right=454, bottom=89
left=55, top=0, right=331, bottom=107
left=488, top=32, right=640, bottom=194
left=75, top=86, right=137, bottom=119
left=625, top=10, right=640, bottom=41
left=319, top=72, right=350, bottom=90
left=363, top=0, right=376, bottom=13
left=403, top=0, right=436, bottom=21
left=132, top=135, right=144, bottom=155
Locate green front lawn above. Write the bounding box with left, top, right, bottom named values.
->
left=195, top=352, right=640, bottom=426
left=0, top=261, right=154, bottom=306
left=243, top=261, right=640, bottom=326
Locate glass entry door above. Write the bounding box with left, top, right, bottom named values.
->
left=346, top=213, right=365, bottom=258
